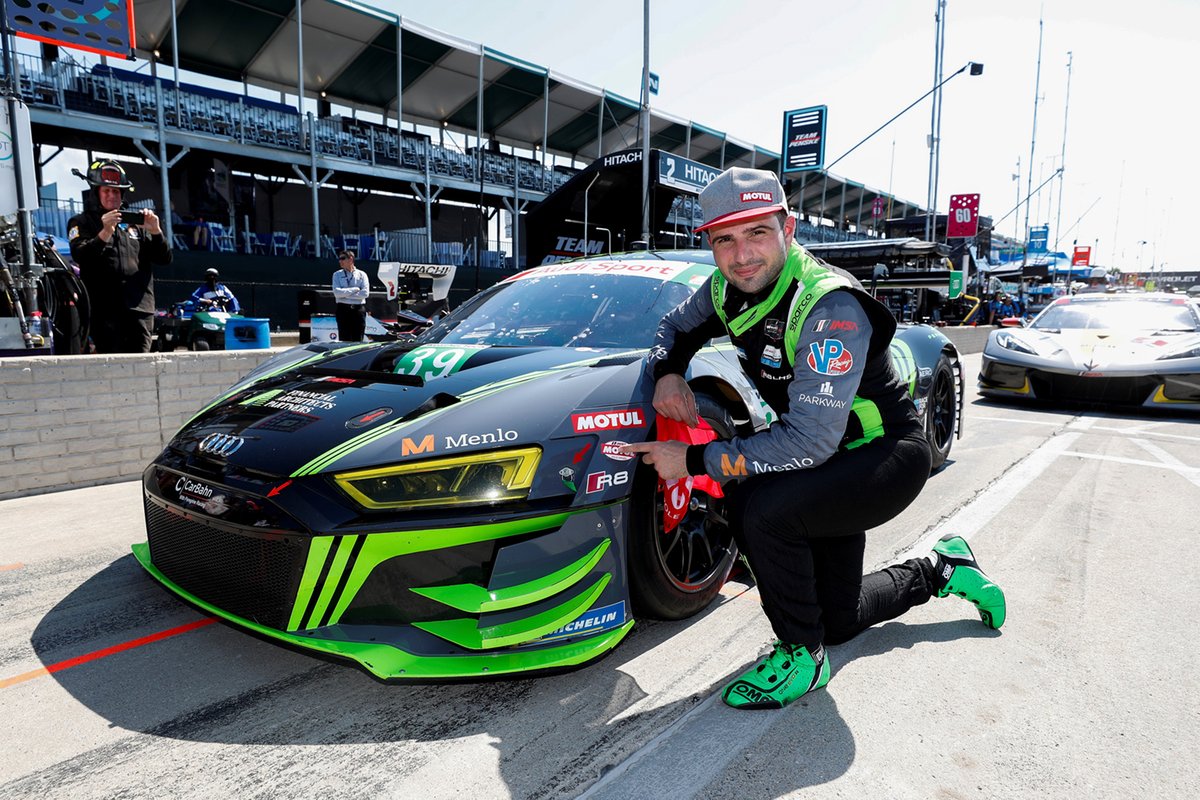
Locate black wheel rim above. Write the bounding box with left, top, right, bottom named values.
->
left=650, top=484, right=734, bottom=592
left=930, top=367, right=955, bottom=449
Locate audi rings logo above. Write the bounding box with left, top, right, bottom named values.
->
left=198, top=433, right=245, bottom=458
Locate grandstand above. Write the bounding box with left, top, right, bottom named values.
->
left=7, top=1, right=930, bottom=321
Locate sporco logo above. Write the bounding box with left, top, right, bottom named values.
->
left=197, top=433, right=245, bottom=457
left=572, top=409, right=646, bottom=433
left=740, top=191, right=774, bottom=202
left=806, top=339, right=854, bottom=376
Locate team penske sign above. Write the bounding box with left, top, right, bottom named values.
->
left=782, top=105, right=827, bottom=174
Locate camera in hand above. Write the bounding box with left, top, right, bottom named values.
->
left=120, top=210, right=145, bottom=225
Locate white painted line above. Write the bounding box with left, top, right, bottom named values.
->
left=1088, top=425, right=1200, bottom=443
left=971, top=414, right=1074, bottom=427
left=1128, top=439, right=1200, bottom=488
left=896, top=417, right=1096, bottom=562
left=1060, top=450, right=1200, bottom=474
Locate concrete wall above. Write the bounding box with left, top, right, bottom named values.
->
left=0, top=325, right=992, bottom=501
left=1, top=349, right=279, bottom=501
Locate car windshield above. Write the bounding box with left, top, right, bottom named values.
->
left=1032, top=299, right=1199, bottom=332
left=419, top=270, right=702, bottom=348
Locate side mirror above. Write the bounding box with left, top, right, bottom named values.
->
left=1000, top=316, right=1023, bottom=328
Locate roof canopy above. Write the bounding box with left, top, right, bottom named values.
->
left=131, top=0, right=925, bottom=222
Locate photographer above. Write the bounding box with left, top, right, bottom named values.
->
left=68, top=159, right=172, bottom=353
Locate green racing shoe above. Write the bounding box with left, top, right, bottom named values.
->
left=722, top=641, right=830, bottom=710
left=932, top=534, right=1006, bottom=629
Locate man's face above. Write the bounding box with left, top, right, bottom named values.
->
left=98, top=186, right=122, bottom=211
left=339, top=255, right=354, bottom=271
left=706, top=212, right=794, bottom=295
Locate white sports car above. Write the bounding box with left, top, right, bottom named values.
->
left=978, top=292, right=1200, bottom=410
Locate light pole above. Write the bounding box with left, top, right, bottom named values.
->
left=1138, top=239, right=1147, bottom=273
left=925, top=0, right=947, bottom=242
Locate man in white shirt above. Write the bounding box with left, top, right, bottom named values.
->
left=332, top=249, right=369, bottom=341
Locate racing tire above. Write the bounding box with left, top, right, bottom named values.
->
left=627, top=392, right=738, bottom=621
left=925, top=356, right=957, bottom=472
left=190, top=337, right=210, bottom=351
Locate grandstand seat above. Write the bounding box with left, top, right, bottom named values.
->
left=371, top=231, right=390, bottom=261
left=172, top=233, right=190, bottom=251
left=209, top=223, right=236, bottom=253
left=242, top=231, right=268, bottom=255
left=337, top=235, right=360, bottom=259
left=321, top=235, right=337, bottom=259
left=271, top=232, right=293, bottom=256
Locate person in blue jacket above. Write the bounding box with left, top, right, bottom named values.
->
left=626, top=168, right=1006, bottom=710
left=190, top=268, right=241, bottom=313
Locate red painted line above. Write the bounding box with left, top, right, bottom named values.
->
left=0, top=617, right=216, bottom=689
left=0, top=563, right=24, bottom=571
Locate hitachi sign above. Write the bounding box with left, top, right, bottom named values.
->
left=603, top=151, right=642, bottom=167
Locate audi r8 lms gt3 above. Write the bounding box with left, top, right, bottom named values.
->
left=134, top=251, right=963, bottom=680
left=979, top=292, right=1200, bottom=410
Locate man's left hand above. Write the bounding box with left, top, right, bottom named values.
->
left=622, top=440, right=690, bottom=481
left=143, top=209, right=162, bottom=236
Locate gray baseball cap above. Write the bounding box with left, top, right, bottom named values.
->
left=696, top=167, right=788, bottom=232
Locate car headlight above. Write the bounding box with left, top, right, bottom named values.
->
left=334, top=447, right=541, bottom=510
left=995, top=331, right=1037, bottom=355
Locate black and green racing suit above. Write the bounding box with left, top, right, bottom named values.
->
left=646, top=242, right=941, bottom=648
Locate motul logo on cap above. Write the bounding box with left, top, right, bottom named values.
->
left=740, top=191, right=774, bottom=202
left=572, top=409, right=646, bottom=432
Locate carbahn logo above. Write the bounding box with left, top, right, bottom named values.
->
left=197, top=433, right=245, bottom=458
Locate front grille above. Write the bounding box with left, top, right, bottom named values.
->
left=145, top=499, right=307, bottom=630
left=1029, top=372, right=1157, bottom=405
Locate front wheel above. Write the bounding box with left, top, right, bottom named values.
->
left=925, top=355, right=957, bottom=471
left=627, top=392, right=738, bottom=620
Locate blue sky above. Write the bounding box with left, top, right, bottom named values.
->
left=383, top=0, right=1197, bottom=270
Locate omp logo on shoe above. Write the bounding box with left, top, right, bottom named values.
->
left=572, top=409, right=646, bottom=432
left=941, top=564, right=954, bottom=580
left=729, top=682, right=772, bottom=703
left=740, top=191, right=775, bottom=202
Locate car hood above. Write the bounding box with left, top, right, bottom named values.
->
left=999, top=328, right=1200, bottom=367
left=171, top=343, right=651, bottom=478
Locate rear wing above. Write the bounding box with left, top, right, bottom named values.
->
left=377, top=263, right=456, bottom=303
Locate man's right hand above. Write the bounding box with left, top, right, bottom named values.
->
left=98, top=209, right=121, bottom=241
left=653, top=373, right=698, bottom=428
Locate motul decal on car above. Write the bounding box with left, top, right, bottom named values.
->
left=601, top=441, right=634, bottom=461
left=572, top=409, right=646, bottom=432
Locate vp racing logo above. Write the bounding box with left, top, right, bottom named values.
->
left=806, top=339, right=853, bottom=376
left=198, top=433, right=245, bottom=457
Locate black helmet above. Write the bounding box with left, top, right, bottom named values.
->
left=205, top=268, right=220, bottom=278
left=84, top=159, right=134, bottom=191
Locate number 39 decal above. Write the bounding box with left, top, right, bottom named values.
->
left=394, top=346, right=479, bottom=381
